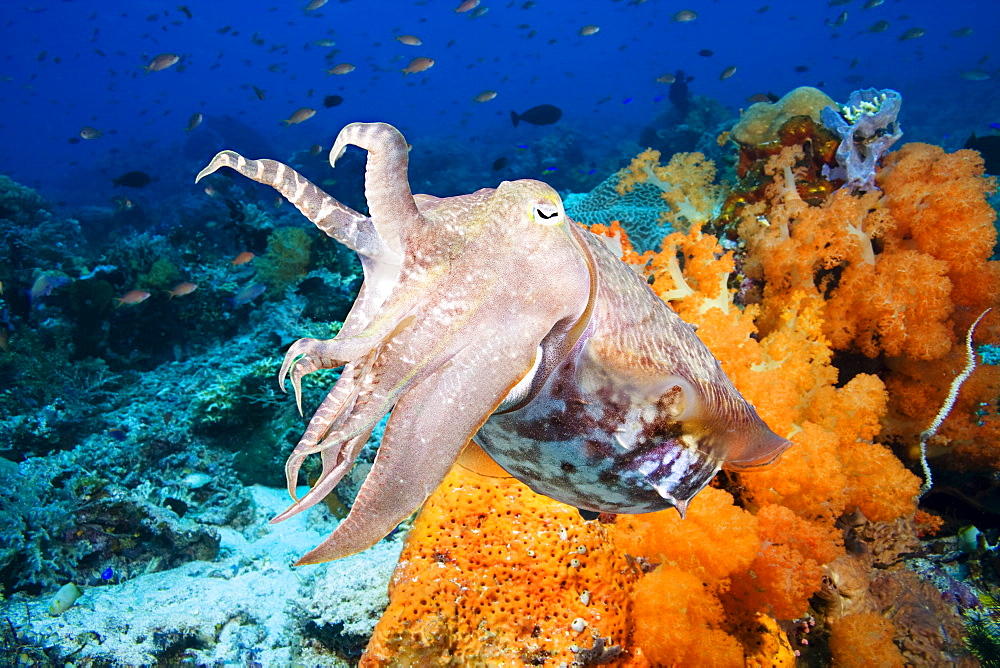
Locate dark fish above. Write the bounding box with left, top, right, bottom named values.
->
left=965, top=133, right=1000, bottom=175
left=112, top=171, right=154, bottom=188
left=323, top=95, right=344, bottom=108
left=827, top=11, right=847, bottom=28
left=177, top=5, right=192, bottom=19
left=252, top=85, right=266, bottom=100
left=868, top=20, right=890, bottom=33
left=899, top=27, right=926, bottom=41
left=492, top=157, right=507, bottom=170
left=698, top=49, right=713, bottom=57
left=510, top=104, right=562, bottom=126
left=794, top=65, right=809, bottom=72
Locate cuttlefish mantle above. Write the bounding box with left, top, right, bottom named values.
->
left=196, top=122, right=791, bottom=565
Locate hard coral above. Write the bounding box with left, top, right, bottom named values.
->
left=363, top=466, right=646, bottom=667
left=731, top=87, right=836, bottom=146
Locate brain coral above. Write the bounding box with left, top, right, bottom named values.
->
left=362, top=466, right=647, bottom=667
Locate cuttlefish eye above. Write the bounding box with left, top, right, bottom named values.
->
left=532, top=200, right=562, bottom=226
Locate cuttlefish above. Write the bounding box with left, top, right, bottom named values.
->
left=196, top=122, right=790, bottom=565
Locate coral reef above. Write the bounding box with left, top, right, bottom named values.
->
left=361, top=89, right=997, bottom=664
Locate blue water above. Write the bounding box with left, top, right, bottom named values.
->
left=1, top=0, right=997, bottom=205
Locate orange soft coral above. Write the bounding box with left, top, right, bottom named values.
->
left=828, top=612, right=904, bottom=668
left=616, top=148, right=723, bottom=233
left=362, top=467, right=648, bottom=667
left=631, top=566, right=745, bottom=667
left=728, top=504, right=845, bottom=620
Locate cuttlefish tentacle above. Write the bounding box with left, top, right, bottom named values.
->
left=282, top=358, right=368, bottom=503
left=329, top=122, right=419, bottom=256
left=293, top=334, right=541, bottom=565
left=195, top=151, right=393, bottom=262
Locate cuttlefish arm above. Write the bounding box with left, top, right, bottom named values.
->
left=199, top=122, right=596, bottom=563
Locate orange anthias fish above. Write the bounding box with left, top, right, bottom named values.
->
left=231, top=251, right=255, bottom=266
left=115, top=289, right=151, bottom=306
left=166, top=282, right=198, bottom=298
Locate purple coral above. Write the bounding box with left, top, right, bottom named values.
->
left=821, top=88, right=903, bottom=193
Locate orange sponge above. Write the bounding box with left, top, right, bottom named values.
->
left=362, top=466, right=648, bottom=667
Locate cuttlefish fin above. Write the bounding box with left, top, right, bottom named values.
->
left=457, top=440, right=513, bottom=479
left=291, top=339, right=538, bottom=565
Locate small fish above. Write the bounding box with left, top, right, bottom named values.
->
left=698, top=49, right=713, bottom=57
left=951, top=27, right=973, bottom=37
left=283, top=107, right=316, bottom=125
left=323, top=94, right=344, bottom=108
left=511, top=104, right=562, bottom=126
left=579, top=25, right=599, bottom=36
left=115, top=289, right=151, bottom=306
left=177, top=5, right=192, bottom=19
left=166, top=282, right=198, bottom=298
left=30, top=274, right=71, bottom=302
left=185, top=112, right=203, bottom=132
left=469, top=6, right=488, bottom=18
left=100, top=567, right=115, bottom=581
left=899, top=27, right=926, bottom=41
left=492, top=157, right=507, bottom=170
left=868, top=20, right=889, bottom=33
left=203, top=185, right=218, bottom=199
left=827, top=11, right=847, bottom=28
left=80, top=126, right=103, bottom=139
left=473, top=90, right=497, bottom=103
left=112, top=195, right=135, bottom=211
left=962, top=70, right=991, bottom=81
left=231, top=251, right=255, bottom=266
left=454, top=0, right=480, bottom=13
left=655, top=73, right=676, bottom=84
left=794, top=65, right=809, bottom=73
left=326, top=63, right=355, bottom=75
left=305, top=0, right=328, bottom=10
left=314, top=39, right=336, bottom=47
left=231, top=283, right=266, bottom=306
left=113, top=171, right=154, bottom=188
left=862, top=0, right=883, bottom=7
left=144, top=53, right=180, bottom=73
left=402, top=57, right=434, bottom=75
left=107, top=429, right=127, bottom=442
left=396, top=35, right=422, bottom=46
left=310, top=144, right=324, bottom=156
left=719, top=65, right=738, bottom=80
left=672, top=10, right=697, bottom=22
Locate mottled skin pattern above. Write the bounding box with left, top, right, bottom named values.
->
left=196, top=122, right=790, bottom=565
